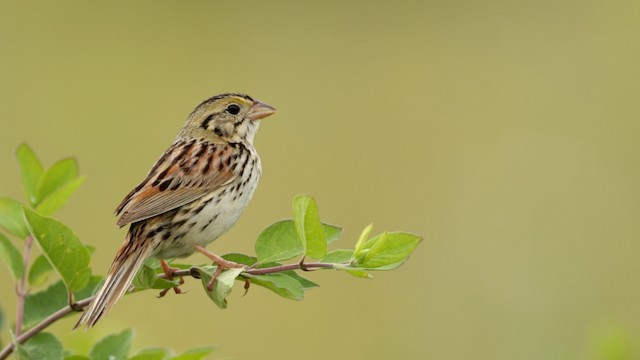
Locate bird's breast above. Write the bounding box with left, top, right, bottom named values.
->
left=153, top=152, right=261, bottom=259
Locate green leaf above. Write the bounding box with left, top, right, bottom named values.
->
left=255, top=220, right=341, bottom=264
left=366, top=261, right=407, bottom=271
left=21, top=332, right=63, bottom=360
left=29, top=245, right=96, bottom=286
left=28, top=254, right=53, bottom=287
left=24, top=276, right=102, bottom=328
left=85, top=244, right=96, bottom=255
left=15, top=345, right=29, bottom=360
left=353, top=232, right=422, bottom=269
left=132, top=264, right=178, bottom=290
left=293, top=195, right=327, bottom=259
left=170, top=347, right=216, bottom=360
left=16, top=144, right=45, bottom=206
left=131, top=265, right=157, bottom=291
left=193, top=266, right=244, bottom=309
left=23, top=281, right=68, bottom=328
left=36, top=158, right=79, bottom=204
left=35, top=176, right=85, bottom=216
left=246, top=273, right=304, bottom=300
left=10, top=330, right=28, bottom=359
left=0, top=197, right=30, bottom=238
left=321, top=249, right=354, bottom=264
left=280, top=270, right=319, bottom=289
left=0, top=232, right=24, bottom=279
left=89, top=328, right=135, bottom=360
left=64, top=356, right=91, bottom=360
left=255, top=220, right=302, bottom=263
left=335, top=265, right=372, bottom=278
left=129, top=348, right=171, bottom=360
left=354, top=223, right=373, bottom=257
left=23, top=208, right=91, bottom=292
left=128, top=346, right=216, bottom=360
left=130, top=264, right=156, bottom=290
left=323, top=223, right=343, bottom=244
left=222, top=253, right=257, bottom=266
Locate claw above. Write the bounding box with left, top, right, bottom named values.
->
left=172, top=277, right=187, bottom=294
left=157, top=288, right=170, bottom=298
left=157, top=259, right=187, bottom=297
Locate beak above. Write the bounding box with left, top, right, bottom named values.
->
left=246, top=100, right=276, bottom=121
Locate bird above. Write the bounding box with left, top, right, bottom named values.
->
left=74, top=93, right=276, bottom=330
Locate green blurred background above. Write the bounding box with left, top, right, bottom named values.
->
left=1, top=0, right=639, bottom=359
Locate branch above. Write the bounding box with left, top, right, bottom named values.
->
left=173, top=261, right=339, bottom=278
left=0, top=260, right=339, bottom=360
left=0, top=297, right=94, bottom=360
left=245, top=262, right=337, bottom=275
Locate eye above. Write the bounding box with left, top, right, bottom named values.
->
left=226, top=104, right=241, bottom=115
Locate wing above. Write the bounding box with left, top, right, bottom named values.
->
left=115, top=140, right=242, bottom=227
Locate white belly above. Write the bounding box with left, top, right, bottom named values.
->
left=153, top=155, right=261, bottom=259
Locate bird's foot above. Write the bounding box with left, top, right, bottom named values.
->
left=157, top=259, right=187, bottom=298
left=194, top=245, right=245, bottom=291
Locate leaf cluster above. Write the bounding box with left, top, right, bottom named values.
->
left=0, top=145, right=212, bottom=359
left=17, top=329, right=214, bottom=360
left=133, top=195, right=422, bottom=309
left=0, top=144, right=91, bottom=297
left=0, top=144, right=423, bottom=360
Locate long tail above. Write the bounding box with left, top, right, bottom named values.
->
left=74, top=235, right=153, bottom=330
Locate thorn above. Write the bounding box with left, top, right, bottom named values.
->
left=68, top=290, right=83, bottom=311
left=299, top=256, right=311, bottom=271
left=243, top=278, right=251, bottom=297
left=70, top=302, right=84, bottom=312
left=173, top=277, right=187, bottom=294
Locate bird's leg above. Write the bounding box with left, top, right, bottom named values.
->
left=157, top=259, right=187, bottom=298
left=194, top=245, right=245, bottom=291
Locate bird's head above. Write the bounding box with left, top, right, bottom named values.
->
left=183, top=93, right=276, bottom=143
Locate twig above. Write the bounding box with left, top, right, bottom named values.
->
left=245, top=262, right=337, bottom=275
left=167, top=262, right=338, bottom=278
left=0, top=260, right=340, bottom=360
left=0, top=298, right=94, bottom=359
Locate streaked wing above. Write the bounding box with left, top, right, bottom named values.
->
left=115, top=140, right=241, bottom=226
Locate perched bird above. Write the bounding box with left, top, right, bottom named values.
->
left=74, top=93, right=276, bottom=329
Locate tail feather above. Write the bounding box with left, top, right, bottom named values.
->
left=74, top=240, right=153, bottom=330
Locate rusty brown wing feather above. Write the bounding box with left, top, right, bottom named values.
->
left=115, top=140, right=239, bottom=227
